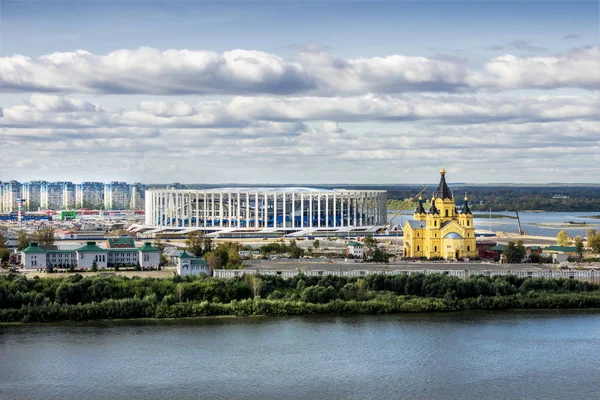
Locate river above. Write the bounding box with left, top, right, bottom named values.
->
left=2, top=312, right=600, bottom=399
left=390, top=211, right=600, bottom=237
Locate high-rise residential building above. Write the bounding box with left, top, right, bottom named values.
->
left=40, top=182, right=75, bottom=210
left=22, top=181, right=46, bottom=211
left=130, top=183, right=147, bottom=210
left=76, top=182, right=105, bottom=209
left=0, top=181, right=23, bottom=212
left=104, top=181, right=131, bottom=210
left=63, top=182, right=76, bottom=209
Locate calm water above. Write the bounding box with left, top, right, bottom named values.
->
left=2, top=312, right=600, bottom=400
left=391, top=211, right=600, bottom=237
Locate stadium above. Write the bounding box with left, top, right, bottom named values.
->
left=132, top=188, right=387, bottom=238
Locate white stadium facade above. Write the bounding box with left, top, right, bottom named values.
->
left=130, top=188, right=387, bottom=238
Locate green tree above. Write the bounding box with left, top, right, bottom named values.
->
left=185, top=231, right=204, bottom=257
left=153, top=237, right=165, bottom=253
left=288, top=240, right=304, bottom=259
left=588, top=233, right=600, bottom=254
left=206, top=254, right=222, bottom=270
left=505, top=240, right=526, bottom=263
left=574, top=236, right=584, bottom=258
left=313, top=239, right=320, bottom=250
left=371, top=248, right=391, bottom=263
left=91, top=260, right=98, bottom=272
left=0, top=232, right=7, bottom=249
left=34, top=226, right=55, bottom=246
left=17, top=230, right=31, bottom=251
left=203, top=236, right=213, bottom=253
left=226, top=247, right=242, bottom=269
left=557, top=230, right=569, bottom=246
left=586, top=228, right=597, bottom=242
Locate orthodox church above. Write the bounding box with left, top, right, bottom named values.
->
left=403, top=168, right=477, bottom=260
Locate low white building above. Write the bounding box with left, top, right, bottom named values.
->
left=177, top=252, right=211, bottom=276
left=346, top=241, right=364, bottom=258
left=21, top=241, right=161, bottom=270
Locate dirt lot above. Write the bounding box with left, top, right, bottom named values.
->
left=20, top=268, right=177, bottom=279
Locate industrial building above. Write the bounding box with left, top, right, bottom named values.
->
left=136, top=187, right=387, bottom=237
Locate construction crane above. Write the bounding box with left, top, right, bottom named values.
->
left=516, top=210, right=524, bottom=235
left=379, top=186, right=429, bottom=233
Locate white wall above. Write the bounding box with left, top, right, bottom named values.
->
left=77, top=252, right=108, bottom=269
left=140, top=252, right=161, bottom=268
left=21, top=253, right=46, bottom=269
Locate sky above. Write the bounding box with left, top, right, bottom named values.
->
left=0, top=0, right=599, bottom=184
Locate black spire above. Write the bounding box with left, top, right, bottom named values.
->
left=436, top=167, right=453, bottom=200
left=415, top=196, right=426, bottom=214
left=462, top=194, right=472, bottom=215
left=429, top=198, right=439, bottom=215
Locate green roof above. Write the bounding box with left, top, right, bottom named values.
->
left=107, top=238, right=135, bottom=248
left=77, top=241, right=107, bottom=253
left=347, top=241, right=363, bottom=247
left=489, top=244, right=506, bottom=251
left=179, top=251, right=192, bottom=259
left=544, top=246, right=580, bottom=253
left=47, top=250, right=77, bottom=254
left=21, top=243, right=47, bottom=254
left=191, top=259, right=208, bottom=265
left=139, top=242, right=160, bottom=252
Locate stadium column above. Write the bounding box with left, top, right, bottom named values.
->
left=211, top=193, right=215, bottom=227
left=353, top=195, right=357, bottom=227
left=317, top=193, right=321, bottom=228
left=203, top=193, right=208, bottom=228
left=219, top=193, right=224, bottom=228
left=309, top=193, right=313, bottom=228
left=333, top=194, right=337, bottom=228
left=246, top=192, right=250, bottom=229
left=168, top=192, right=173, bottom=227
left=196, top=193, right=199, bottom=228
left=291, top=192, right=296, bottom=228
left=254, top=192, right=259, bottom=228
left=273, top=192, right=277, bottom=228
left=237, top=192, right=241, bottom=228
left=228, top=192, right=232, bottom=228
left=282, top=192, right=286, bottom=229
left=325, top=194, right=329, bottom=227
left=300, top=193, right=304, bottom=228
left=263, top=191, right=268, bottom=228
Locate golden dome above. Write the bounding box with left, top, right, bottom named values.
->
left=440, top=166, right=446, bottom=175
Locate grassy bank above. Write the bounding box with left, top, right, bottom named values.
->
left=1, top=273, right=600, bottom=323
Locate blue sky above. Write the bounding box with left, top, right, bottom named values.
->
left=0, top=1, right=599, bottom=183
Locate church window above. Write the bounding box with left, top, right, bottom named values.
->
left=434, top=246, right=437, bottom=252
left=417, top=246, right=420, bottom=252
left=434, top=221, right=437, bottom=227
left=445, top=210, right=448, bottom=217
left=467, top=220, right=470, bottom=226
left=467, top=246, right=471, bottom=251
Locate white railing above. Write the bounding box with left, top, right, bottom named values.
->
left=213, top=268, right=600, bottom=282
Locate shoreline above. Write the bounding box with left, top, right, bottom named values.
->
left=4, top=308, right=600, bottom=327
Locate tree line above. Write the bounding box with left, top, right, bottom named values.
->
left=1, top=272, right=600, bottom=323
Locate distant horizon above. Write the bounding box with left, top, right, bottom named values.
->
left=3, top=179, right=600, bottom=188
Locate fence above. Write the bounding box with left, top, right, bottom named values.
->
left=213, top=268, right=600, bottom=284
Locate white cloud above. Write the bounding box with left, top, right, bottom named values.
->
left=1, top=46, right=598, bottom=96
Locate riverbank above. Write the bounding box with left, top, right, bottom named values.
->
left=2, top=273, right=600, bottom=323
